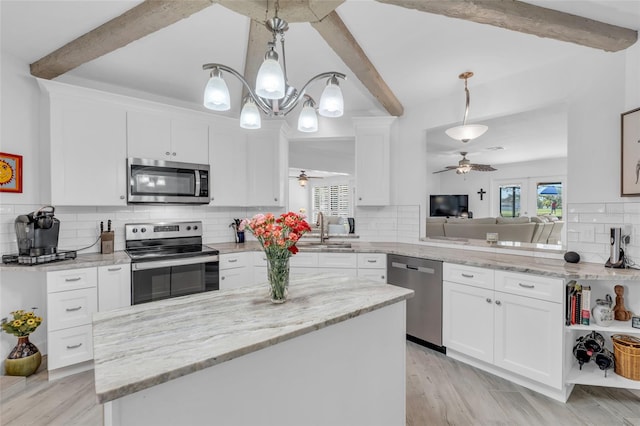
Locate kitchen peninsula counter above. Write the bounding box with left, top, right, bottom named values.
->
left=94, top=275, right=412, bottom=425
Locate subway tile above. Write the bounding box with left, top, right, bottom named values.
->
left=605, top=203, right=625, bottom=214
left=568, top=204, right=606, bottom=214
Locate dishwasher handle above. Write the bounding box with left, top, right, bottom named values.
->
left=390, top=261, right=435, bottom=274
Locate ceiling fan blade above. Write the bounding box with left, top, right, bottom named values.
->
left=470, top=164, right=497, bottom=172
left=432, top=168, right=455, bottom=174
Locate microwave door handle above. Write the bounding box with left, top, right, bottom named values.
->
left=132, top=255, right=219, bottom=271
left=195, top=170, right=201, bottom=196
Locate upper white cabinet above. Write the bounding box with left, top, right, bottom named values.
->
left=354, top=117, right=396, bottom=206
left=39, top=80, right=128, bottom=206
left=209, top=118, right=248, bottom=206
left=127, top=110, right=209, bottom=164
left=246, top=122, right=286, bottom=207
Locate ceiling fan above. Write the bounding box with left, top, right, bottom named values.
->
left=289, top=170, right=323, bottom=187
left=433, top=152, right=497, bottom=175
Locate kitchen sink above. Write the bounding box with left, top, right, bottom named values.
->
left=297, top=242, right=353, bottom=250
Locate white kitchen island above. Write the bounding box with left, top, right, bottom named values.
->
left=93, top=274, right=413, bottom=426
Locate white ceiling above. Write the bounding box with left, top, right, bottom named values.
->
left=2, top=0, right=639, bottom=168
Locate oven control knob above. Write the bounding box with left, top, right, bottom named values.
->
left=186, top=226, right=192, bottom=231
left=132, top=228, right=138, bottom=233
left=194, top=225, right=198, bottom=230
left=141, top=228, right=146, bottom=233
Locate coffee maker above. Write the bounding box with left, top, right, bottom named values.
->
left=15, top=205, right=60, bottom=256
left=605, top=227, right=625, bottom=268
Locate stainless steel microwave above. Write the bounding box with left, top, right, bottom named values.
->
left=127, top=158, right=210, bottom=204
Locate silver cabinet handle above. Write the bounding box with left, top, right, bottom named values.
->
left=486, top=298, right=492, bottom=303
left=380, top=275, right=385, bottom=280
left=65, top=306, right=82, bottom=312
left=108, top=267, right=122, bottom=272
left=221, top=276, right=225, bottom=280
left=172, top=152, right=176, bottom=156
left=274, top=198, right=278, bottom=202
left=65, top=277, right=82, bottom=282
left=359, top=197, right=362, bottom=201
left=66, top=343, right=82, bottom=349
left=165, top=151, right=170, bottom=155
left=120, top=195, right=125, bottom=200
left=495, top=300, right=502, bottom=306
left=228, top=259, right=238, bottom=263
left=461, top=273, right=474, bottom=278
left=367, top=259, right=377, bottom=263
left=518, top=283, right=535, bottom=289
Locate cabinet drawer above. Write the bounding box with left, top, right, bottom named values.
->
left=48, top=324, right=93, bottom=370
left=219, top=267, right=252, bottom=290
left=494, top=271, right=564, bottom=303
left=220, top=253, right=249, bottom=269
left=357, top=269, right=387, bottom=283
left=318, top=253, right=357, bottom=268
left=290, top=252, right=319, bottom=268
left=47, top=267, right=97, bottom=293
left=443, top=263, right=494, bottom=290
left=357, top=253, right=386, bottom=269
left=47, top=287, right=98, bottom=331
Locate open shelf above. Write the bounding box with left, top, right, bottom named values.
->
left=566, top=320, right=640, bottom=334
left=566, top=362, right=640, bottom=389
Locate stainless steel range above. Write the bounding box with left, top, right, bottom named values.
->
left=125, top=221, right=219, bottom=305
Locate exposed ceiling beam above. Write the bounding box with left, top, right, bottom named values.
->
left=376, top=0, right=637, bottom=52
left=242, top=19, right=273, bottom=101
left=312, top=11, right=404, bottom=117
left=30, top=0, right=218, bottom=80
left=219, top=0, right=343, bottom=23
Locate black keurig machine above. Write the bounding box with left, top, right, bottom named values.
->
left=605, top=227, right=625, bottom=268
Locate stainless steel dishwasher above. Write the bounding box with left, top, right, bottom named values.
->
left=387, top=254, right=444, bottom=351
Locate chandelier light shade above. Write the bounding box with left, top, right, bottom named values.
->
left=297, top=97, right=318, bottom=132
left=240, top=98, right=261, bottom=129
left=445, top=71, right=487, bottom=143
left=202, top=1, right=345, bottom=132
left=203, top=68, right=231, bottom=111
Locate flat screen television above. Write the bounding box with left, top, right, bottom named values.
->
left=429, top=194, right=469, bottom=217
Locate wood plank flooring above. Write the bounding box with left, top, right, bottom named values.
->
left=3, top=343, right=640, bottom=425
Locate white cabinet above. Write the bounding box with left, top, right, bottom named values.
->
left=98, top=264, right=131, bottom=311
left=220, top=253, right=252, bottom=290
left=354, top=117, right=396, bottom=206
left=442, top=263, right=563, bottom=390
left=357, top=253, right=387, bottom=283
left=209, top=118, right=248, bottom=206
left=246, top=122, right=286, bottom=207
left=127, top=110, right=209, bottom=164
left=39, top=80, right=127, bottom=206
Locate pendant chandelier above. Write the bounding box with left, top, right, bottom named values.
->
left=445, top=71, right=488, bottom=143
left=202, top=1, right=346, bottom=132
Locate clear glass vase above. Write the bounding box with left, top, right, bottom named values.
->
left=267, top=255, right=290, bottom=304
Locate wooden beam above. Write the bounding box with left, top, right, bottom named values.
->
left=311, top=11, right=404, bottom=117
left=242, top=19, right=273, bottom=101
left=218, top=0, right=343, bottom=23
left=376, top=0, right=637, bottom=52
left=30, top=0, right=217, bottom=79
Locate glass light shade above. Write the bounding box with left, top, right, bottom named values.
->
left=240, top=100, right=261, bottom=129
left=445, top=124, right=488, bottom=143
left=319, top=82, right=344, bottom=117
left=297, top=105, right=318, bottom=133
left=256, top=58, right=285, bottom=99
left=298, top=177, right=308, bottom=187
left=203, top=74, right=231, bottom=111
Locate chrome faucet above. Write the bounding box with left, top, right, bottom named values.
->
left=317, top=212, right=327, bottom=243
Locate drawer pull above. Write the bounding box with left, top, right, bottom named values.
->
left=107, top=267, right=122, bottom=272
left=518, top=283, right=535, bottom=289
left=461, top=273, right=474, bottom=278
left=66, top=343, right=83, bottom=349
left=495, top=300, right=502, bottom=306
left=486, top=298, right=492, bottom=303
left=65, top=306, right=82, bottom=312
left=65, top=277, right=82, bottom=282
left=367, top=259, right=377, bottom=263
left=228, top=259, right=238, bottom=263
left=221, top=276, right=226, bottom=280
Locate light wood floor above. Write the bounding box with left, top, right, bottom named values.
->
left=3, top=343, right=640, bottom=426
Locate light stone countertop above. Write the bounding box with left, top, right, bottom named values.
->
left=92, top=275, right=413, bottom=403
left=0, top=251, right=130, bottom=272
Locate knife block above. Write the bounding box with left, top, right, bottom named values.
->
left=101, top=231, right=114, bottom=254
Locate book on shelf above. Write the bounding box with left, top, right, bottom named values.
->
left=581, top=286, right=591, bottom=326
left=566, top=281, right=591, bottom=326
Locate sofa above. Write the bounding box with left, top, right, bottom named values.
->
left=426, top=215, right=563, bottom=244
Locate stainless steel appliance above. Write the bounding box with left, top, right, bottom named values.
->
left=387, top=254, right=444, bottom=351
left=605, top=227, right=625, bottom=268
left=127, top=158, right=210, bottom=205
left=126, top=221, right=219, bottom=305
left=2, top=206, right=77, bottom=265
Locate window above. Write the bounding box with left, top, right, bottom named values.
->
left=499, top=185, right=521, bottom=217
left=312, top=184, right=350, bottom=222
left=537, top=182, right=562, bottom=218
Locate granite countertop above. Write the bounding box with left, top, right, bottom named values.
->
left=92, top=275, right=413, bottom=403
left=0, top=251, right=130, bottom=272
left=209, top=241, right=640, bottom=281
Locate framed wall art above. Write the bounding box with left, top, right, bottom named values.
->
left=621, top=107, right=640, bottom=196
left=0, top=152, right=23, bottom=193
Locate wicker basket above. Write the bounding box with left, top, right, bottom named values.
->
left=612, top=334, right=640, bottom=381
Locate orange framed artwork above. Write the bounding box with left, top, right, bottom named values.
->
left=0, top=152, right=23, bottom=193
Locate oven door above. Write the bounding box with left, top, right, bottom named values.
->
left=131, top=255, right=219, bottom=305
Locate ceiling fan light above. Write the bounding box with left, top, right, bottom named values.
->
left=298, top=176, right=308, bottom=187
left=203, top=69, right=230, bottom=111
left=256, top=48, right=285, bottom=99
left=319, top=77, right=344, bottom=117
left=240, top=99, right=261, bottom=129
left=445, top=124, right=488, bottom=143
left=298, top=99, right=318, bottom=133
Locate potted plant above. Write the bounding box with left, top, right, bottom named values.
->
left=2, top=309, right=43, bottom=376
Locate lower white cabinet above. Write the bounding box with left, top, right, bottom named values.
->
left=357, top=253, right=387, bottom=283
left=442, top=263, right=563, bottom=390
left=220, top=253, right=252, bottom=290
left=98, top=264, right=131, bottom=311
left=47, top=324, right=94, bottom=371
